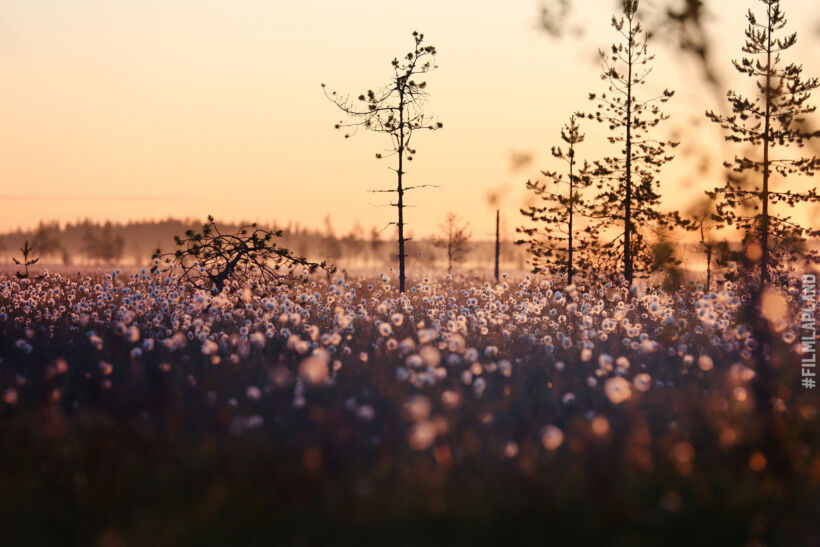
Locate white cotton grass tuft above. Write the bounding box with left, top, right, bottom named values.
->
left=299, top=349, right=330, bottom=385
left=403, top=395, right=431, bottom=422
left=540, top=425, right=564, bottom=451
left=604, top=376, right=632, bottom=404
left=201, top=339, right=219, bottom=356
left=3, top=388, right=18, bottom=405
left=419, top=345, right=441, bottom=367
left=407, top=421, right=436, bottom=451
left=632, top=373, right=652, bottom=392
left=378, top=323, right=393, bottom=337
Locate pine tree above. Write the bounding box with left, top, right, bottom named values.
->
left=579, top=0, right=678, bottom=286
left=12, top=240, right=39, bottom=280
left=433, top=212, right=471, bottom=273
left=706, top=0, right=820, bottom=288
left=685, top=197, right=722, bottom=292
left=706, top=0, right=819, bottom=418
left=323, top=31, right=443, bottom=292
left=517, top=115, right=596, bottom=284
left=151, top=216, right=331, bottom=292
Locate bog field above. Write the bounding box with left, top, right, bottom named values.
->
left=0, top=267, right=817, bottom=546
left=3, top=0, right=820, bottom=544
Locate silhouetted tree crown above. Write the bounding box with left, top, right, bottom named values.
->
left=151, top=216, right=333, bottom=292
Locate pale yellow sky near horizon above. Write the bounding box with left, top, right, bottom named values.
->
left=0, top=0, right=818, bottom=238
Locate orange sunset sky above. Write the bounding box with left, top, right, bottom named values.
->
left=1, top=0, right=818, bottom=237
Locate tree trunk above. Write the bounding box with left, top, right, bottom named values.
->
left=706, top=247, right=712, bottom=293
left=753, top=1, right=775, bottom=416
left=568, top=150, right=574, bottom=285
left=624, top=16, right=634, bottom=287
left=447, top=232, right=453, bottom=273
left=702, top=223, right=711, bottom=292
left=397, top=85, right=406, bottom=292
left=761, top=2, right=772, bottom=289
left=494, top=210, right=500, bottom=282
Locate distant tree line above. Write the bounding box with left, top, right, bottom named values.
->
left=0, top=217, right=526, bottom=270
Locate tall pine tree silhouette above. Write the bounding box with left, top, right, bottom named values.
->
left=707, top=0, right=819, bottom=419
left=323, top=31, right=443, bottom=292
left=706, top=0, right=820, bottom=288
left=517, top=115, right=596, bottom=284
left=580, top=0, right=678, bottom=286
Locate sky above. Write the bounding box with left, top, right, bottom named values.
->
left=0, top=0, right=818, bottom=237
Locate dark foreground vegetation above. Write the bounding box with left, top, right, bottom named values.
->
left=0, top=268, right=817, bottom=546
